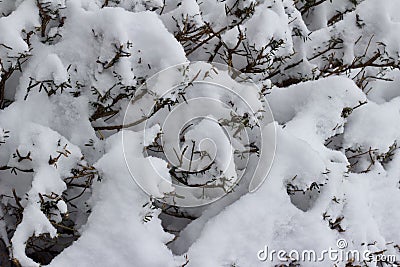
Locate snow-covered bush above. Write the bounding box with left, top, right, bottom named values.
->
left=0, top=0, right=399, bottom=266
